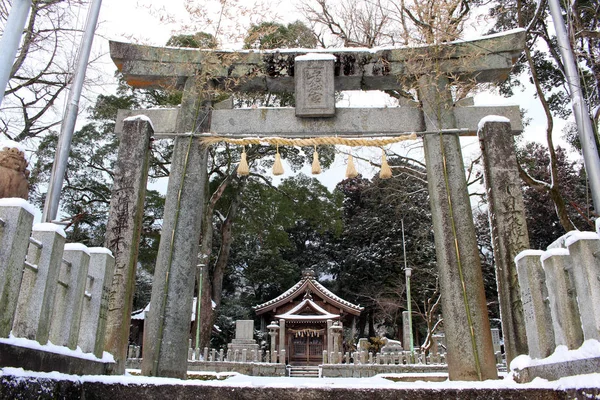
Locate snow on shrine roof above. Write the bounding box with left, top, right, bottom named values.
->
left=275, top=298, right=340, bottom=320
left=253, top=271, right=363, bottom=316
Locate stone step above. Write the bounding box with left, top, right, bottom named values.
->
left=289, top=366, right=320, bottom=378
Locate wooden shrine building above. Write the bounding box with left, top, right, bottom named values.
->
left=253, top=270, right=363, bottom=365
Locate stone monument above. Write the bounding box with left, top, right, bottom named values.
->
left=227, top=320, right=259, bottom=360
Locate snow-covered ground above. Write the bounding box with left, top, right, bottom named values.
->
left=2, top=335, right=600, bottom=390
left=1, top=367, right=600, bottom=391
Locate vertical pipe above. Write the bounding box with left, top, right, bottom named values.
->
left=402, top=219, right=414, bottom=360
left=0, top=0, right=32, bottom=106
left=42, top=0, right=103, bottom=222
left=548, top=0, right=600, bottom=211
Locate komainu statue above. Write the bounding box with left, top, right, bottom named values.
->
left=0, top=145, right=30, bottom=200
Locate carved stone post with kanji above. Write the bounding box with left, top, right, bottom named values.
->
left=104, top=117, right=153, bottom=373
left=478, top=119, right=530, bottom=365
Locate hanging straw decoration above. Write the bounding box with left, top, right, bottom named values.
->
left=237, top=146, right=249, bottom=176
left=379, top=149, right=392, bottom=179
left=312, top=145, right=321, bottom=175
left=273, top=144, right=284, bottom=175
left=346, top=154, right=358, bottom=178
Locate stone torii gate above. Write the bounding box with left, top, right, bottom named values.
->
left=104, top=29, right=529, bottom=380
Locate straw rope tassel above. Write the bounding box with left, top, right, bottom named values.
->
left=312, top=146, right=321, bottom=175
left=237, top=146, right=249, bottom=176
left=346, top=154, right=358, bottom=178
left=273, top=144, right=284, bottom=175
left=379, top=149, right=392, bottom=179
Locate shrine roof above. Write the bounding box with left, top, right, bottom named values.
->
left=253, top=270, right=363, bottom=316
left=275, top=298, right=340, bottom=321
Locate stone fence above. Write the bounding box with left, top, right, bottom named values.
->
left=0, top=199, right=115, bottom=362
left=515, top=228, right=600, bottom=360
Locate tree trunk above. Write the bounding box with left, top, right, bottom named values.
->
left=212, top=181, right=245, bottom=306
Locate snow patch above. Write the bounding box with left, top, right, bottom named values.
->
left=540, top=248, right=570, bottom=262
left=64, top=243, right=90, bottom=255
left=0, top=335, right=114, bottom=363
left=88, top=247, right=114, bottom=256
left=514, top=250, right=544, bottom=264
left=0, top=198, right=36, bottom=216
left=478, top=115, right=511, bottom=131
left=565, top=231, right=600, bottom=247
left=33, top=223, right=66, bottom=238
left=123, top=114, right=155, bottom=131
left=510, top=354, right=532, bottom=371
left=295, top=53, right=337, bottom=61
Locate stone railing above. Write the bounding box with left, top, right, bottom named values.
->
left=515, top=227, right=600, bottom=360
left=0, top=199, right=115, bottom=359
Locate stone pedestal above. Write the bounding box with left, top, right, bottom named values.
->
left=541, top=249, right=584, bottom=349
left=478, top=119, right=529, bottom=365
left=515, top=250, right=555, bottom=359
left=49, top=244, right=90, bottom=349
left=565, top=233, right=600, bottom=341
left=79, top=248, right=115, bottom=358
left=0, top=200, right=33, bottom=337
left=12, top=223, right=65, bottom=343
left=104, top=117, right=153, bottom=373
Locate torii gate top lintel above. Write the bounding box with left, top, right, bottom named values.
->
left=109, top=29, right=525, bottom=93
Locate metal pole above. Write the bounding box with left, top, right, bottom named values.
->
left=548, top=0, right=600, bottom=211
left=195, top=264, right=204, bottom=349
left=42, top=0, right=103, bottom=222
left=0, top=0, right=32, bottom=106
left=402, top=219, right=414, bottom=360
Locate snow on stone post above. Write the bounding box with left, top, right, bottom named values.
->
left=12, top=223, right=66, bottom=343
left=541, top=249, right=584, bottom=349
left=0, top=199, right=33, bottom=337
left=515, top=250, right=555, bottom=359
left=48, top=244, right=90, bottom=349
left=104, top=116, right=153, bottom=374
left=478, top=118, right=530, bottom=366
left=78, top=248, right=115, bottom=358
left=565, top=232, right=600, bottom=341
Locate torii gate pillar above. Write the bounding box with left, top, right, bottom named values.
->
left=420, top=76, right=497, bottom=380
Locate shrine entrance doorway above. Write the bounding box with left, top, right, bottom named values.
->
left=289, top=327, right=325, bottom=365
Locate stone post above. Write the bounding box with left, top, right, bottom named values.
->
left=478, top=119, right=530, bottom=365
left=267, top=320, right=279, bottom=362
left=280, top=349, right=286, bottom=365
left=49, top=244, right=90, bottom=349
left=142, top=79, right=212, bottom=379
left=78, top=248, right=115, bottom=358
left=402, top=311, right=411, bottom=351
left=12, top=223, right=65, bottom=342
left=104, top=117, right=153, bottom=373
left=278, top=319, right=285, bottom=361
left=420, top=76, right=497, bottom=380
left=0, top=199, right=33, bottom=337
left=515, top=250, right=555, bottom=359
left=541, top=249, right=584, bottom=349
left=565, top=233, right=600, bottom=341
left=326, top=319, right=333, bottom=363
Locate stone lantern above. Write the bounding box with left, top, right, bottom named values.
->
left=329, top=321, right=343, bottom=364
left=267, top=321, right=280, bottom=363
